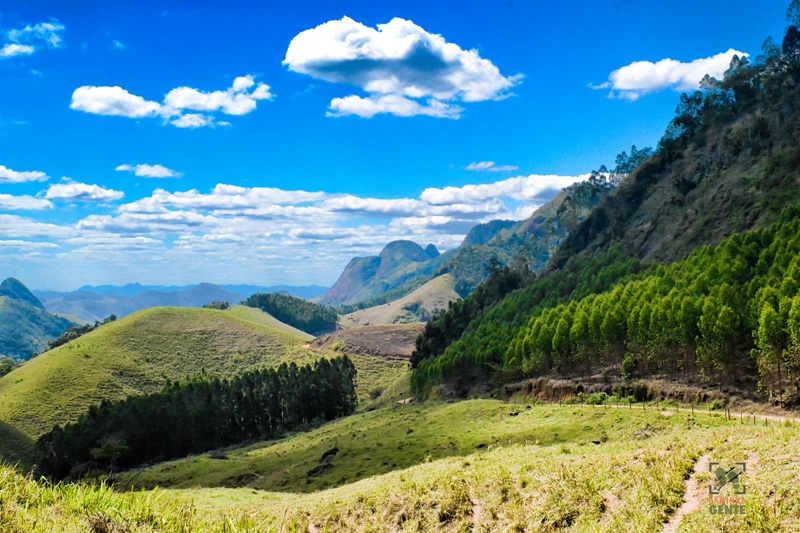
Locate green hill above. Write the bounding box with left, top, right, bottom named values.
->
left=0, top=307, right=313, bottom=463
left=0, top=277, right=76, bottom=360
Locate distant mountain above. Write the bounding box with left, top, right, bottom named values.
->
left=36, top=282, right=331, bottom=323
left=326, top=178, right=615, bottom=310
left=0, top=278, right=44, bottom=309
left=65, top=283, right=329, bottom=300
left=319, top=240, right=445, bottom=306
left=0, top=278, right=75, bottom=360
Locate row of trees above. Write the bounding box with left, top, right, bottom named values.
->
left=411, top=245, right=642, bottom=393
left=37, top=356, right=358, bottom=480
left=504, top=207, right=800, bottom=404
left=243, top=293, right=338, bottom=335
left=44, top=315, right=117, bottom=352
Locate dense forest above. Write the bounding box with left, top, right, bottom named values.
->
left=411, top=30, right=800, bottom=403
left=243, top=292, right=338, bottom=335
left=37, top=356, right=358, bottom=479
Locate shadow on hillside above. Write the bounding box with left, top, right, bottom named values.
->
left=0, top=420, right=36, bottom=471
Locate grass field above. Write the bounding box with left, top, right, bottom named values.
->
left=0, top=307, right=407, bottom=467
left=4, top=401, right=798, bottom=532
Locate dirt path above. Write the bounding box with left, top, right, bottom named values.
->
left=661, top=451, right=713, bottom=533
left=569, top=402, right=796, bottom=424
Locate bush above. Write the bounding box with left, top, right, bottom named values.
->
left=586, top=392, right=607, bottom=405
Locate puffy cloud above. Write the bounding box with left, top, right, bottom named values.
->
left=0, top=194, right=53, bottom=210
left=284, top=17, right=521, bottom=118
left=71, top=76, right=274, bottom=128
left=45, top=180, right=124, bottom=202
left=164, top=75, right=274, bottom=116
left=593, top=49, right=748, bottom=100
left=421, top=173, right=587, bottom=205
left=0, top=43, right=34, bottom=58
left=116, top=163, right=183, bottom=179
left=70, top=86, right=167, bottom=118
left=466, top=161, right=519, bottom=172
left=0, top=165, right=49, bottom=183
left=7, top=21, right=65, bottom=48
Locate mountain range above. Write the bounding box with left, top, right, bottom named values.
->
left=34, top=283, right=330, bottom=324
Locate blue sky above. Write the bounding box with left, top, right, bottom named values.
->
left=0, top=0, right=788, bottom=290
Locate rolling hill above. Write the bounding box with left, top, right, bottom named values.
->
left=0, top=307, right=313, bottom=463
left=0, top=278, right=76, bottom=360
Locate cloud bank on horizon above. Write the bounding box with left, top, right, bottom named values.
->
left=0, top=163, right=584, bottom=288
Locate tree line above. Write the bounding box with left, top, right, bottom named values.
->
left=36, top=356, right=358, bottom=480
left=243, top=292, right=338, bottom=335
left=43, top=315, right=117, bottom=353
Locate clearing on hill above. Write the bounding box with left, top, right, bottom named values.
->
left=341, top=273, right=459, bottom=327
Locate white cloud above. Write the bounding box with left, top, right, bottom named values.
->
left=0, top=43, right=34, bottom=58
left=164, top=75, right=274, bottom=116
left=284, top=16, right=521, bottom=118
left=0, top=165, right=49, bottom=183
left=593, top=49, right=748, bottom=100
left=70, top=86, right=167, bottom=118
left=466, top=161, right=519, bottom=172
left=45, top=179, right=125, bottom=202
left=116, top=163, right=182, bottom=179
left=71, top=76, right=274, bottom=127
left=0, top=194, right=53, bottom=210
left=421, top=173, right=587, bottom=205
left=0, top=214, right=75, bottom=238
left=111, top=40, right=125, bottom=50
left=328, top=94, right=462, bottom=119
left=0, top=240, right=59, bottom=251
left=7, top=21, right=65, bottom=48
left=170, top=113, right=214, bottom=128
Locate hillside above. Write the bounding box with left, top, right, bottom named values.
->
left=341, top=273, right=460, bottom=326
left=0, top=307, right=313, bottom=463
left=551, top=51, right=800, bottom=270
left=320, top=240, right=443, bottom=307
left=0, top=278, right=75, bottom=360
left=411, top=41, right=800, bottom=399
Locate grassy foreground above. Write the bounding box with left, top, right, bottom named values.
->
left=4, top=401, right=799, bottom=531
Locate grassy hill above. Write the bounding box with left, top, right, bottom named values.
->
left=0, top=305, right=411, bottom=466
left=0, top=307, right=314, bottom=463
left=341, top=273, right=459, bottom=327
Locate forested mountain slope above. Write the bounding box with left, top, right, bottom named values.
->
left=412, top=38, right=800, bottom=401
left=0, top=278, right=75, bottom=360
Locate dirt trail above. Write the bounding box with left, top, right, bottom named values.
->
left=569, top=402, right=796, bottom=424
left=661, top=451, right=713, bottom=533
